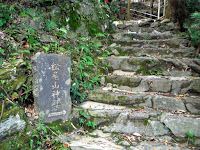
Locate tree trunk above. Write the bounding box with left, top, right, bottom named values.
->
left=166, top=0, right=186, bottom=31
left=157, top=0, right=161, bottom=19
left=150, top=0, right=153, bottom=18
left=126, top=0, right=131, bottom=21
left=163, top=0, right=166, bottom=17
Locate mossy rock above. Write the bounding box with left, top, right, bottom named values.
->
left=0, top=59, right=27, bottom=94
left=0, top=101, right=27, bottom=142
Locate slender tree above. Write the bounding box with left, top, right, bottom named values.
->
left=126, top=0, right=131, bottom=21
left=150, top=0, right=154, bottom=14
left=157, top=0, right=161, bottom=19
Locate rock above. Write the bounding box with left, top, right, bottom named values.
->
left=102, top=112, right=168, bottom=136
left=184, top=97, right=200, bottom=114
left=117, top=24, right=131, bottom=29
left=151, top=78, right=171, bottom=93
left=0, top=102, right=26, bottom=141
left=191, top=79, right=200, bottom=93
left=160, top=19, right=171, bottom=24
left=112, top=33, right=123, bottom=40
left=24, top=17, right=44, bottom=31
left=150, top=21, right=160, bottom=28
left=80, top=101, right=127, bottom=119
left=0, top=59, right=27, bottom=94
left=32, top=52, right=71, bottom=123
left=134, top=141, right=188, bottom=150
left=40, top=34, right=57, bottom=43
left=153, top=96, right=186, bottom=111
left=61, top=130, right=125, bottom=150
left=87, top=89, right=150, bottom=106
left=50, top=6, right=62, bottom=25
left=105, top=76, right=142, bottom=87
left=171, top=80, right=192, bottom=96
left=162, top=114, right=200, bottom=137
left=111, top=49, right=119, bottom=55
left=101, top=56, right=200, bottom=77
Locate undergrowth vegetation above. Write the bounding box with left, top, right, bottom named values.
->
left=0, top=0, right=115, bottom=149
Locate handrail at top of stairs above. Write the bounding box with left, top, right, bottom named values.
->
left=122, top=6, right=158, bottom=18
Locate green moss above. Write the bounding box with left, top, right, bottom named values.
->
left=86, top=21, right=103, bottom=37
left=48, top=120, right=74, bottom=133
left=68, top=3, right=81, bottom=31
left=1, top=104, right=27, bottom=122
left=129, top=58, right=164, bottom=75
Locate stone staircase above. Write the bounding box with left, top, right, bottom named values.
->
left=66, top=19, right=200, bottom=149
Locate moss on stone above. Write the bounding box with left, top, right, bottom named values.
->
left=48, top=120, right=74, bottom=134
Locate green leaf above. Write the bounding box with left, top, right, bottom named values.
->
left=95, top=33, right=106, bottom=38
left=37, top=141, right=41, bottom=145
left=42, top=46, right=50, bottom=53
left=79, top=110, right=87, bottom=118
left=83, top=72, right=90, bottom=77
left=18, top=132, right=21, bottom=137
left=79, top=118, right=84, bottom=124
left=10, top=53, right=20, bottom=56
left=30, top=140, right=33, bottom=149
left=0, top=48, right=4, bottom=55
left=20, top=50, right=30, bottom=54
left=86, top=120, right=92, bottom=127
left=32, top=134, right=39, bottom=138
left=0, top=18, right=6, bottom=27
left=92, top=122, right=97, bottom=129
left=28, top=36, right=35, bottom=44
left=92, top=43, right=101, bottom=49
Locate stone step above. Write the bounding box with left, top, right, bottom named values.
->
left=111, top=30, right=173, bottom=41
left=62, top=129, right=190, bottom=150
left=109, top=44, right=196, bottom=58
left=101, top=56, right=200, bottom=77
left=78, top=101, right=200, bottom=140
left=87, top=89, right=200, bottom=114
left=101, top=74, right=200, bottom=96
left=113, top=19, right=176, bottom=33
left=110, top=38, right=189, bottom=49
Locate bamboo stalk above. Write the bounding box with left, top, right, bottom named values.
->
left=163, top=0, right=166, bottom=17
left=126, top=0, right=131, bottom=21
left=158, top=0, right=161, bottom=19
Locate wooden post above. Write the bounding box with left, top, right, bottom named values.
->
left=126, top=0, right=131, bottom=21
left=163, top=0, right=166, bottom=17
left=150, top=0, right=154, bottom=18
left=158, top=0, right=161, bottom=19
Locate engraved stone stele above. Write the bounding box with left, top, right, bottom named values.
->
left=31, top=52, right=71, bottom=123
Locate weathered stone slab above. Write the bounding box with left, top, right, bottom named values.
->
left=161, top=114, right=200, bottom=137
left=151, top=78, right=171, bottom=93
left=102, top=113, right=168, bottom=136
left=153, top=96, right=186, bottom=111
left=0, top=112, right=26, bottom=140
left=32, top=52, right=71, bottom=123
left=101, top=56, right=200, bottom=76
left=87, top=89, right=150, bottom=106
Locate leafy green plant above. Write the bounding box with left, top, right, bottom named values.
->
left=8, top=117, right=67, bottom=150
left=0, top=3, right=14, bottom=27
left=70, top=37, right=101, bottom=103
left=78, top=110, right=98, bottom=130
left=149, top=69, right=164, bottom=76
left=184, top=12, right=200, bottom=56
left=186, top=131, right=196, bottom=145
left=143, top=36, right=150, bottom=40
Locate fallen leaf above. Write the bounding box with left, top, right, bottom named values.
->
left=64, top=144, right=70, bottom=148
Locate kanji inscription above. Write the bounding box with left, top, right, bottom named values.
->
left=32, top=52, right=71, bottom=123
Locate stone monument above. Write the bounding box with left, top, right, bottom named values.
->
left=32, top=52, right=71, bottom=123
